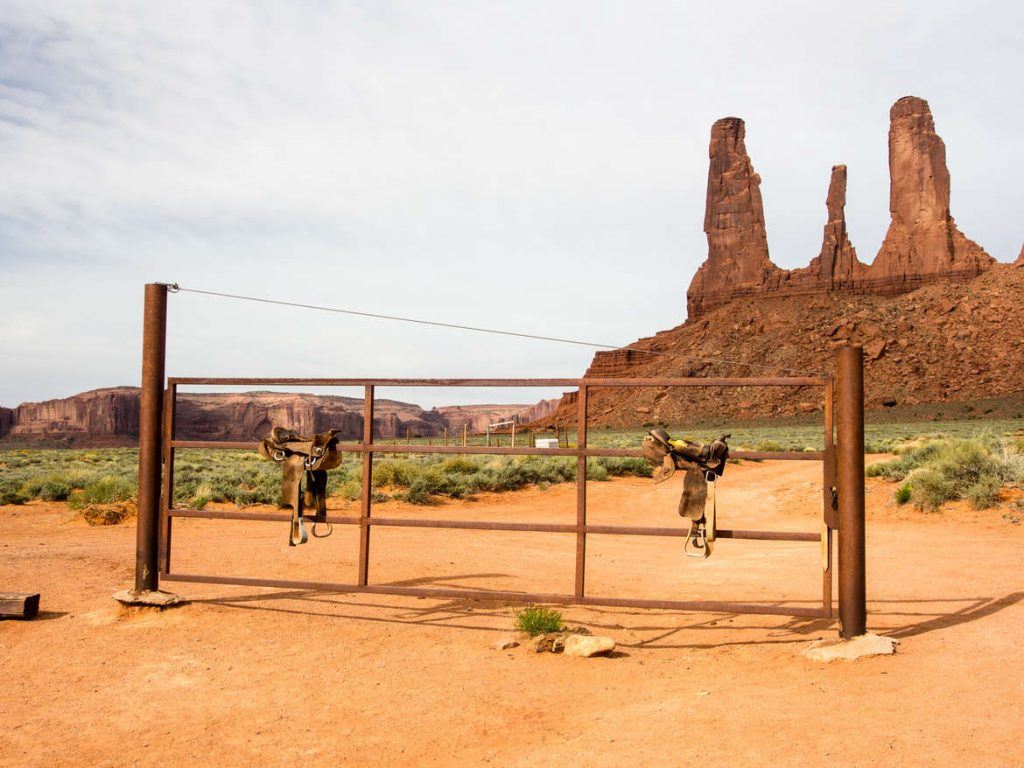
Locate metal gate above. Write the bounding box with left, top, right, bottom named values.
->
left=134, top=284, right=867, bottom=634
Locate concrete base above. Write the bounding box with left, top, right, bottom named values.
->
left=804, top=633, right=898, bottom=662
left=112, top=589, right=187, bottom=608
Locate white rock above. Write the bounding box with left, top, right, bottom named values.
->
left=562, top=634, right=616, bottom=657
left=803, top=633, right=898, bottom=662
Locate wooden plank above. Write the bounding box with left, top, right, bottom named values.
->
left=0, top=592, right=40, bottom=619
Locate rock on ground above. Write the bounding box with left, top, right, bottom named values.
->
left=562, top=634, right=616, bottom=658
left=803, top=633, right=898, bottom=662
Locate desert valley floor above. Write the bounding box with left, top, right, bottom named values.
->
left=2, top=459, right=1023, bottom=767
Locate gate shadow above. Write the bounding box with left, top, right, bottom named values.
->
left=189, top=580, right=1024, bottom=649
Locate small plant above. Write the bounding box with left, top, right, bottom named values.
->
left=189, top=482, right=214, bottom=510
left=908, top=469, right=955, bottom=512
left=0, top=483, right=29, bottom=505
left=513, top=604, right=564, bottom=636
left=965, top=475, right=1001, bottom=510
left=894, top=483, right=911, bottom=505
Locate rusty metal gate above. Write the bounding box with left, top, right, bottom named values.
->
left=135, top=284, right=866, bottom=635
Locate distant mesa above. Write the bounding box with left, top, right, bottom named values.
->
left=686, top=96, right=995, bottom=317
left=0, top=388, right=559, bottom=446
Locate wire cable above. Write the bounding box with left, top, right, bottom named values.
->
left=157, top=282, right=817, bottom=377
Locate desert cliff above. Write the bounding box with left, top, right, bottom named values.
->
left=0, top=390, right=559, bottom=446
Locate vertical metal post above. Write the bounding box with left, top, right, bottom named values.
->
left=821, top=378, right=834, bottom=618
left=574, top=385, right=588, bottom=599
left=358, top=385, right=375, bottom=586
left=159, top=383, right=177, bottom=575
left=135, top=283, right=168, bottom=592
left=836, top=346, right=866, bottom=637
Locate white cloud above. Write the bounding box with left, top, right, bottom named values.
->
left=1, top=0, right=1021, bottom=407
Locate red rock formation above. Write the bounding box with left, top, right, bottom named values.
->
left=1016, top=242, right=1024, bottom=266
left=547, top=263, right=1024, bottom=426
left=686, top=117, right=782, bottom=317
left=686, top=97, right=997, bottom=317
left=0, top=389, right=560, bottom=446
left=869, top=96, right=993, bottom=291
left=4, top=388, right=140, bottom=444
left=806, top=165, right=867, bottom=289
left=434, top=400, right=559, bottom=433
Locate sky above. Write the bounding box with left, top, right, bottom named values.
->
left=1, top=1, right=1021, bottom=409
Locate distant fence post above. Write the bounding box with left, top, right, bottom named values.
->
left=836, top=346, right=866, bottom=637
left=135, top=283, right=168, bottom=593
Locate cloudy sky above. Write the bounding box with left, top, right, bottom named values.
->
left=1, top=1, right=1021, bottom=408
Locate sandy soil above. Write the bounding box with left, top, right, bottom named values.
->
left=2, top=460, right=1023, bottom=767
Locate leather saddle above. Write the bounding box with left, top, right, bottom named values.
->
left=258, top=427, right=344, bottom=546
left=642, top=428, right=730, bottom=558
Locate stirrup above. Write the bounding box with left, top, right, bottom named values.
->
left=312, top=520, right=333, bottom=539
left=289, top=514, right=308, bottom=546
left=683, top=520, right=712, bottom=559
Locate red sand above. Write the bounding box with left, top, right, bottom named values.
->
left=2, top=460, right=1023, bottom=766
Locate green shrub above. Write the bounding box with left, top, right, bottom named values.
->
left=68, top=476, right=135, bottom=509
left=513, top=605, right=564, bottom=636
left=441, top=457, right=479, bottom=475
left=0, top=482, right=29, bottom=505
left=894, top=484, right=911, bottom=505
left=908, top=469, right=955, bottom=512
left=189, top=482, right=213, bottom=510
left=373, top=460, right=418, bottom=488
left=965, top=476, right=1001, bottom=510
left=39, top=478, right=73, bottom=501
left=338, top=479, right=362, bottom=501
left=403, top=482, right=435, bottom=505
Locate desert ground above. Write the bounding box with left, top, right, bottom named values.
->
left=2, top=459, right=1023, bottom=767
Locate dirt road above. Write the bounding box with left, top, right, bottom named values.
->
left=2, top=460, right=1023, bottom=767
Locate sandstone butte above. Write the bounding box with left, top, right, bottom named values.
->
left=687, top=96, right=994, bottom=317
left=542, top=95, right=1023, bottom=426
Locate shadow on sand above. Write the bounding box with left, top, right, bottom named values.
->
left=184, top=574, right=1024, bottom=649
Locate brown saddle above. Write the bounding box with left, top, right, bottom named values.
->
left=642, top=428, right=730, bottom=558
left=258, top=427, right=344, bottom=546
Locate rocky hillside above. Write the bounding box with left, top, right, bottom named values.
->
left=0, top=389, right=559, bottom=446
left=540, top=95, right=1024, bottom=427
left=542, top=263, right=1024, bottom=427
